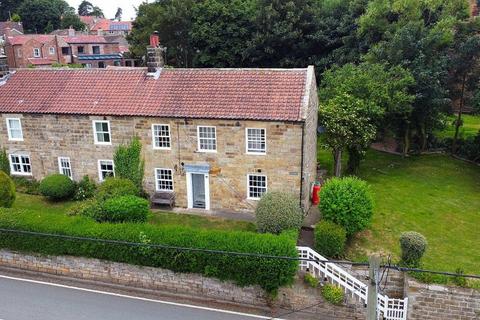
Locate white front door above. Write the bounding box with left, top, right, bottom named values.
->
left=186, top=172, right=210, bottom=210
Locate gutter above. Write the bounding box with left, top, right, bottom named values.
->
left=300, top=121, right=305, bottom=211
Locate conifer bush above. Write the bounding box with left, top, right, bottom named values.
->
left=0, top=171, right=15, bottom=208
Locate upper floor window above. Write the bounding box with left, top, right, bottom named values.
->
left=197, top=126, right=216, bottom=152
left=93, top=120, right=111, bottom=145
left=98, top=160, right=114, bottom=181
left=58, top=157, right=72, bottom=179
left=6, top=118, right=23, bottom=141
left=78, top=46, right=84, bottom=54
left=92, top=46, right=100, bottom=54
left=246, top=128, right=266, bottom=154
left=155, top=168, right=174, bottom=191
left=9, top=154, right=32, bottom=175
left=152, top=124, right=171, bottom=149
left=17, top=48, right=22, bottom=58
left=33, top=48, right=40, bottom=58
left=49, top=47, right=55, bottom=55
left=247, top=174, right=267, bottom=200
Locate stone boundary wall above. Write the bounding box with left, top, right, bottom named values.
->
left=406, top=279, right=480, bottom=320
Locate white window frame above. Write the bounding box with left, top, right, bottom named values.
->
left=17, top=48, right=22, bottom=58
left=152, top=124, right=171, bottom=150
left=49, top=47, right=55, bottom=55
left=97, top=159, right=115, bottom=182
left=197, top=126, right=217, bottom=152
left=246, top=128, right=267, bottom=155
left=9, top=154, right=32, bottom=176
left=247, top=174, right=267, bottom=200
left=92, top=120, right=112, bottom=145
left=33, top=48, right=40, bottom=57
left=6, top=118, right=24, bottom=141
left=154, top=168, right=174, bottom=192
left=58, top=157, right=72, bottom=179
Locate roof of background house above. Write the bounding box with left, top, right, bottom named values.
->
left=6, top=35, right=55, bottom=45
left=64, top=35, right=114, bottom=44
left=91, top=20, right=132, bottom=32
left=0, top=21, right=24, bottom=35
left=27, top=58, right=55, bottom=65
left=0, top=68, right=312, bottom=122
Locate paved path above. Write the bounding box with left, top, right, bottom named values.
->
left=0, top=275, right=277, bottom=320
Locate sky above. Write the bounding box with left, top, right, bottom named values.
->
left=66, top=0, right=146, bottom=21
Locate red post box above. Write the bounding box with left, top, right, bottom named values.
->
left=312, top=183, right=321, bottom=205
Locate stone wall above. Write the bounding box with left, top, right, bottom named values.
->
left=0, top=114, right=306, bottom=212
left=0, top=249, right=366, bottom=319
left=406, top=279, right=480, bottom=320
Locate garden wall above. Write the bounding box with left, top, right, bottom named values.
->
left=0, top=249, right=365, bottom=320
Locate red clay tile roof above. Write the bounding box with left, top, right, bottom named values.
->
left=27, top=58, right=55, bottom=65
left=0, top=68, right=309, bottom=122
left=6, top=35, right=54, bottom=45
left=91, top=20, right=132, bottom=31
left=64, top=35, right=110, bottom=43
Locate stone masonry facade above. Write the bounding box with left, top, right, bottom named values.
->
left=0, top=113, right=317, bottom=212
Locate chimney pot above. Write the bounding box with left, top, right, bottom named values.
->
left=150, top=31, right=160, bottom=48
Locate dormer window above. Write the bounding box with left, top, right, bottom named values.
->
left=33, top=48, right=40, bottom=58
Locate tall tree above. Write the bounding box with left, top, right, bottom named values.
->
left=61, top=11, right=86, bottom=30
left=190, top=0, right=255, bottom=67
left=77, top=0, right=104, bottom=17
left=0, top=0, right=24, bottom=21
left=114, top=7, right=122, bottom=21
left=448, top=19, right=480, bottom=153
left=18, top=0, right=71, bottom=33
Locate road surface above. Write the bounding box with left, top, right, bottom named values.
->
left=0, top=274, right=279, bottom=320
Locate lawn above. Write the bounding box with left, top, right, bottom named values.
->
left=318, top=148, right=480, bottom=274
left=435, top=114, right=480, bottom=139
left=13, top=193, right=255, bottom=232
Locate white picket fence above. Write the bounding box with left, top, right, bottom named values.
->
left=297, top=246, right=408, bottom=320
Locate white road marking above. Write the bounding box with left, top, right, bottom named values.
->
left=0, top=274, right=284, bottom=319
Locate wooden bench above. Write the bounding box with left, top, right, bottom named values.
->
left=150, top=192, right=175, bottom=208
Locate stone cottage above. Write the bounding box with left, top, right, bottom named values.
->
left=0, top=63, right=318, bottom=212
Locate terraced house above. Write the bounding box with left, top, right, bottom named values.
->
left=0, top=60, right=318, bottom=212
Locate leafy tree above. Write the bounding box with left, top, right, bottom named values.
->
left=77, top=0, right=103, bottom=17
left=11, top=13, right=21, bottom=22
left=18, top=0, right=71, bottom=33
left=319, top=93, right=379, bottom=176
left=0, top=0, right=24, bottom=21
left=447, top=20, right=480, bottom=153
left=61, top=11, right=86, bottom=30
left=319, top=62, right=414, bottom=173
left=114, top=7, right=122, bottom=21
left=0, top=148, right=10, bottom=175
left=128, top=0, right=194, bottom=67
left=190, top=0, right=255, bottom=67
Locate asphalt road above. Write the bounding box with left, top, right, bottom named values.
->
left=0, top=275, right=277, bottom=320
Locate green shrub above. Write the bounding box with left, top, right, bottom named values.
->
left=255, top=192, right=303, bottom=234
left=314, top=220, right=346, bottom=258
left=452, top=268, right=467, bottom=287
left=39, top=174, right=76, bottom=201
left=399, top=231, right=427, bottom=267
left=319, top=177, right=374, bottom=236
left=67, top=199, right=101, bottom=217
left=95, top=195, right=149, bottom=223
left=321, top=284, right=344, bottom=305
left=12, top=177, right=40, bottom=195
left=0, top=148, right=10, bottom=175
left=97, top=177, right=138, bottom=200
left=304, top=273, right=319, bottom=288
left=114, top=137, right=145, bottom=191
left=0, top=207, right=298, bottom=293
left=0, top=171, right=16, bottom=208
left=74, top=176, right=97, bottom=200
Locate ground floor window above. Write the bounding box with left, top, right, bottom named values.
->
left=58, top=157, right=72, bottom=179
left=98, top=160, right=114, bottom=181
left=247, top=174, right=267, bottom=200
left=9, top=154, right=32, bottom=175
left=155, top=168, right=174, bottom=191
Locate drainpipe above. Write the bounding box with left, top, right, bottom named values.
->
left=299, top=121, right=305, bottom=212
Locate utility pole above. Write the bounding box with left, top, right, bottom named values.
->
left=366, top=255, right=381, bottom=320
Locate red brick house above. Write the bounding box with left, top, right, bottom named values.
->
left=79, top=16, right=132, bottom=36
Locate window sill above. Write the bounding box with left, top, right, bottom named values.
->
left=11, top=172, right=32, bottom=176
left=8, top=138, right=24, bottom=142
left=94, top=142, right=112, bottom=146
left=246, top=151, right=266, bottom=156
left=153, top=147, right=172, bottom=151
left=197, top=149, right=217, bottom=153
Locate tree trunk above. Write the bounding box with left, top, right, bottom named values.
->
left=420, top=123, right=427, bottom=152
left=334, top=149, right=342, bottom=177
left=403, top=125, right=410, bottom=157
left=452, top=73, right=467, bottom=154
left=347, top=147, right=361, bottom=175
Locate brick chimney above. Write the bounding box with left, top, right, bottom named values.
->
left=147, top=31, right=166, bottom=74
left=68, top=27, right=75, bottom=37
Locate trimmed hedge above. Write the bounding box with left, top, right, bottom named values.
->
left=399, top=231, right=427, bottom=267
left=97, top=178, right=138, bottom=200
left=319, top=177, right=374, bottom=236
left=0, top=171, right=16, bottom=208
left=321, top=284, right=344, bottom=305
left=39, top=174, right=76, bottom=200
left=314, top=220, right=346, bottom=258
left=255, top=192, right=303, bottom=234
left=96, top=195, right=149, bottom=223
left=0, top=208, right=298, bottom=293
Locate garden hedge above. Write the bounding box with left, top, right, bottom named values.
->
left=39, top=174, right=76, bottom=200
left=0, top=208, right=298, bottom=293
